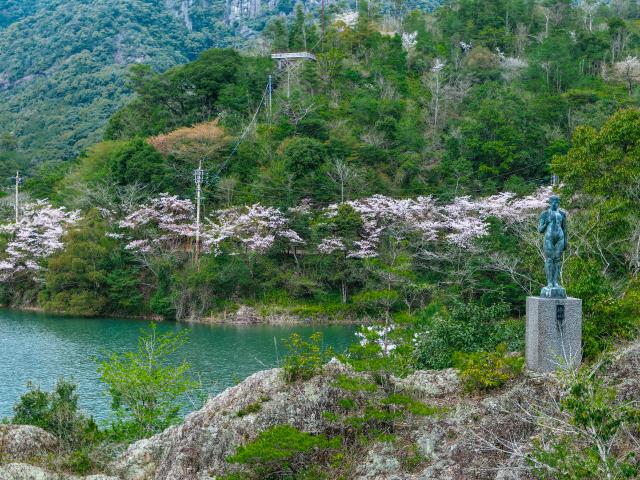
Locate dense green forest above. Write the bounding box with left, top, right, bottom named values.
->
left=0, top=0, right=441, bottom=169
left=1, top=0, right=640, bottom=364
left=0, top=0, right=227, bottom=165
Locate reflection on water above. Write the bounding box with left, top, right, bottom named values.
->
left=0, top=309, right=357, bottom=420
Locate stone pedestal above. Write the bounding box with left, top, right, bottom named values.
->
left=526, top=296, right=582, bottom=373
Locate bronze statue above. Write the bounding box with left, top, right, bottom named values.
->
left=538, top=195, right=567, bottom=298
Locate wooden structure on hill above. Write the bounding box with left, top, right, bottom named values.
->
left=271, top=52, right=317, bottom=69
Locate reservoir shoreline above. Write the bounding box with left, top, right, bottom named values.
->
left=1, top=304, right=369, bottom=325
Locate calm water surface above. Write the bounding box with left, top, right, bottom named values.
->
left=0, top=310, right=357, bottom=420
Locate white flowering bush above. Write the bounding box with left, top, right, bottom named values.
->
left=343, top=321, right=416, bottom=377
left=355, top=325, right=397, bottom=356
left=204, top=203, right=304, bottom=255
left=0, top=201, right=80, bottom=282
left=316, top=187, right=551, bottom=258
left=117, top=194, right=196, bottom=254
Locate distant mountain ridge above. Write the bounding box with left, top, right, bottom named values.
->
left=0, top=0, right=40, bottom=29
left=0, top=0, right=441, bottom=167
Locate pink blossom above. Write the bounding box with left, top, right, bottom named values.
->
left=318, top=237, right=346, bottom=254
left=318, top=187, right=552, bottom=256
left=204, top=204, right=304, bottom=255
left=0, top=201, right=80, bottom=281
left=117, top=194, right=196, bottom=253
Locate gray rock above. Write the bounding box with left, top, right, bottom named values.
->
left=108, top=339, right=640, bottom=480
left=111, top=360, right=358, bottom=480
left=0, top=463, right=120, bottom=480
left=416, top=429, right=441, bottom=458
left=233, top=306, right=260, bottom=324
left=393, top=370, right=461, bottom=399
left=418, top=459, right=455, bottom=480
left=0, top=425, right=58, bottom=462
left=0, top=463, right=57, bottom=480
left=355, top=443, right=401, bottom=479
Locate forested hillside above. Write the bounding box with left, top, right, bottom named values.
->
left=0, top=0, right=440, bottom=174
left=0, top=0, right=227, bottom=167
left=2, top=4, right=640, bottom=477
left=0, top=0, right=39, bottom=29
left=1, top=0, right=640, bottom=367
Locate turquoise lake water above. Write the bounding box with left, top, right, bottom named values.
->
left=0, top=309, right=358, bottom=420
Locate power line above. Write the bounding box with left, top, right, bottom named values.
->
left=215, top=81, right=270, bottom=178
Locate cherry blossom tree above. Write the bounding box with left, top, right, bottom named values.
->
left=317, top=187, right=552, bottom=259
left=613, top=56, right=640, bottom=96
left=401, top=31, right=418, bottom=52
left=203, top=203, right=304, bottom=256
left=116, top=194, right=196, bottom=255
left=0, top=201, right=80, bottom=281
left=475, top=188, right=558, bottom=295
left=116, top=195, right=305, bottom=265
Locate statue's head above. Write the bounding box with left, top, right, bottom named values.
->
left=549, top=195, right=560, bottom=211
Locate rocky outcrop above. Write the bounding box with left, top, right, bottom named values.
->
left=232, top=305, right=261, bottom=323
left=0, top=463, right=119, bottom=480
left=109, top=355, right=542, bottom=480
left=10, top=342, right=640, bottom=480
left=0, top=425, right=58, bottom=462
left=224, top=0, right=339, bottom=23
left=109, top=340, right=640, bottom=480
left=226, top=0, right=277, bottom=22
left=111, top=360, right=363, bottom=479
left=163, top=0, right=195, bottom=31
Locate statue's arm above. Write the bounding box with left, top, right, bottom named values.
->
left=537, top=211, right=549, bottom=233
left=561, top=211, right=568, bottom=249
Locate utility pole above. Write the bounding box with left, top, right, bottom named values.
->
left=14, top=171, right=20, bottom=223
left=268, top=74, right=273, bottom=120
left=194, top=160, right=204, bottom=265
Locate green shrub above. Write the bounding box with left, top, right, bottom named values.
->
left=454, top=343, right=524, bottom=392
left=281, top=332, right=334, bottom=383
left=12, top=378, right=96, bottom=449
left=347, top=405, right=403, bottom=431
left=226, top=425, right=340, bottom=479
left=381, top=394, right=440, bottom=416
left=322, top=411, right=339, bottom=422
left=528, top=368, right=640, bottom=480
left=339, top=398, right=357, bottom=410
left=564, top=257, right=612, bottom=313
left=414, top=302, right=512, bottom=370
left=63, top=449, right=94, bottom=475
left=565, top=259, right=640, bottom=360
left=582, top=282, right=640, bottom=360
left=401, top=444, right=426, bottom=472
left=334, top=374, right=378, bottom=393
left=96, top=323, right=199, bottom=440
left=342, top=323, right=415, bottom=378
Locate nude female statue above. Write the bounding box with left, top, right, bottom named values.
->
left=538, top=195, right=567, bottom=298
